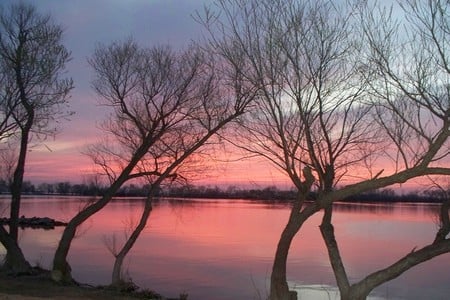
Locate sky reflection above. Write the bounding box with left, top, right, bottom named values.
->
left=1, top=197, right=449, bottom=299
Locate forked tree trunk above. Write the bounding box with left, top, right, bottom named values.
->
left=52, top=188, right=120, bottom=283
left=111, top=199, right=153, bottom=286
left=0, top=225, right=31, bottom=273
left=52, top=149, right=148, bottom=283
left=320, top=214, right=371, bottom=300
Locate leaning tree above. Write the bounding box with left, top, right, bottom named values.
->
left=51, top=38, right=255, bottom=284
left=0, top=2, right=73, bottom=273
left=200, top=0, right=450, bottom=299
left=319, top=1, right=450, bottom=299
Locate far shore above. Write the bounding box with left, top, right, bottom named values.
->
left=0, top=184, right=446, bottom=203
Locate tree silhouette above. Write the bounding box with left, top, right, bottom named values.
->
left=199, top=0, right=450, bottom=299
left=52, top=39, right=254, bottom=284
left=0, top=2, right=72, bottom=273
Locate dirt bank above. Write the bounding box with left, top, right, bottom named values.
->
left=0, top=270, right=165, bottom=300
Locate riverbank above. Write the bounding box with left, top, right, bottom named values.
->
left=0, top=269, right=183, bottom=300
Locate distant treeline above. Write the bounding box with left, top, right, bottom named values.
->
left=0, top=179, right=447, bottom=203
left=165, top=185, right=448, bottom=203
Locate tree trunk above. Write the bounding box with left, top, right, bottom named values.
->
left=0, top=225, right=31, bottom=273
left=51, top=133, right=158, bottom=283
left=2, top=119, right=33, bottom=273
left=434, top=198, right=449, bottom=243
left=343, top=288, right=370, bottom=300
left=351, top=239, right=450, bottom=296
left=52, top=149, right=146, bottom=284
left=51, top=219, right=76, bottom=283
left=269, top=200, right=316, bottom=300
left=320, top=203, right=450, bottom=300
left=269, top=189, right=320, bottom=300
left=9, top=122, right=32, bottom=242
left=111, top=199, right=153, bottom=286
left=269, top=217, right=301, bottom=300
left=52, top=190, right=116, bottom=283
left=319, top=206, right=352, bottom=298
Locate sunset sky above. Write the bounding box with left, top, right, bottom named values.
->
left=1, top=0, right=429, bottom=191
left=2, top=0, right=293, bottom=188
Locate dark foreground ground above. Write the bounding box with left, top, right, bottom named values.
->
left=0, top=269, right=177, bottom=300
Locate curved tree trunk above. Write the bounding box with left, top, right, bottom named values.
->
left=350, top=239, right=450, bottom=296
left=51, top=219, right=77, bottom=283
left=52, top=190, right=116, bottom=283
left=0, top=225, right=31, bottom=273
left=52, top=142, right=152, bottom=283
left=269, top=199, right=319, bottom=300
left=270, top=215, right=302, bottom=300
left=111, top=199, right=153, bottom=286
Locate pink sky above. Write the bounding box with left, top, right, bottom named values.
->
left=7, top=0, right=435, bottom=192
left=7, top=0, right=294, bottom=188
left=14, top=0, right=209, bottom=184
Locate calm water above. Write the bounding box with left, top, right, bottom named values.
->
left=1, top=196, right=449, bottom=299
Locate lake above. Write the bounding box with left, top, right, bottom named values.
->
left=1, top=196, right=449, bottom=299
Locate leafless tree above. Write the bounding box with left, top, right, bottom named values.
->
left=51, top=38, right=254, bottom=284
left=0, top=74, right=20, bottom=142
left=0, top=2, right=73, bottom=273
left=317, top=1, right=450, bottom=299
left=199, top=0, right=450, bottom=299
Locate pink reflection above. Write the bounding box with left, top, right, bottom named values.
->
left=7, top=197, right=450, bottom=300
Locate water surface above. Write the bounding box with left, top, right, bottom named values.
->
left=1, top=196, right=448, bottom=299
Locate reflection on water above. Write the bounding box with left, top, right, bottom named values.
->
left=0, top=196, right=449, bottom=300
left=291, top=284, right=386, bottom=300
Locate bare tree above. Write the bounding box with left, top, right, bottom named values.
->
left=51, top=38, right=254, bottom=284
left=0, top=2, right=73, bottom=273
left=200, top=0, right=450, bottom=299
left=316, top=1, right=450, bottom=299
left=0, top=74, right=20, bottom=142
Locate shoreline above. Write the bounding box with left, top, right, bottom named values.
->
left=0, top=269, right=184, bottom=300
